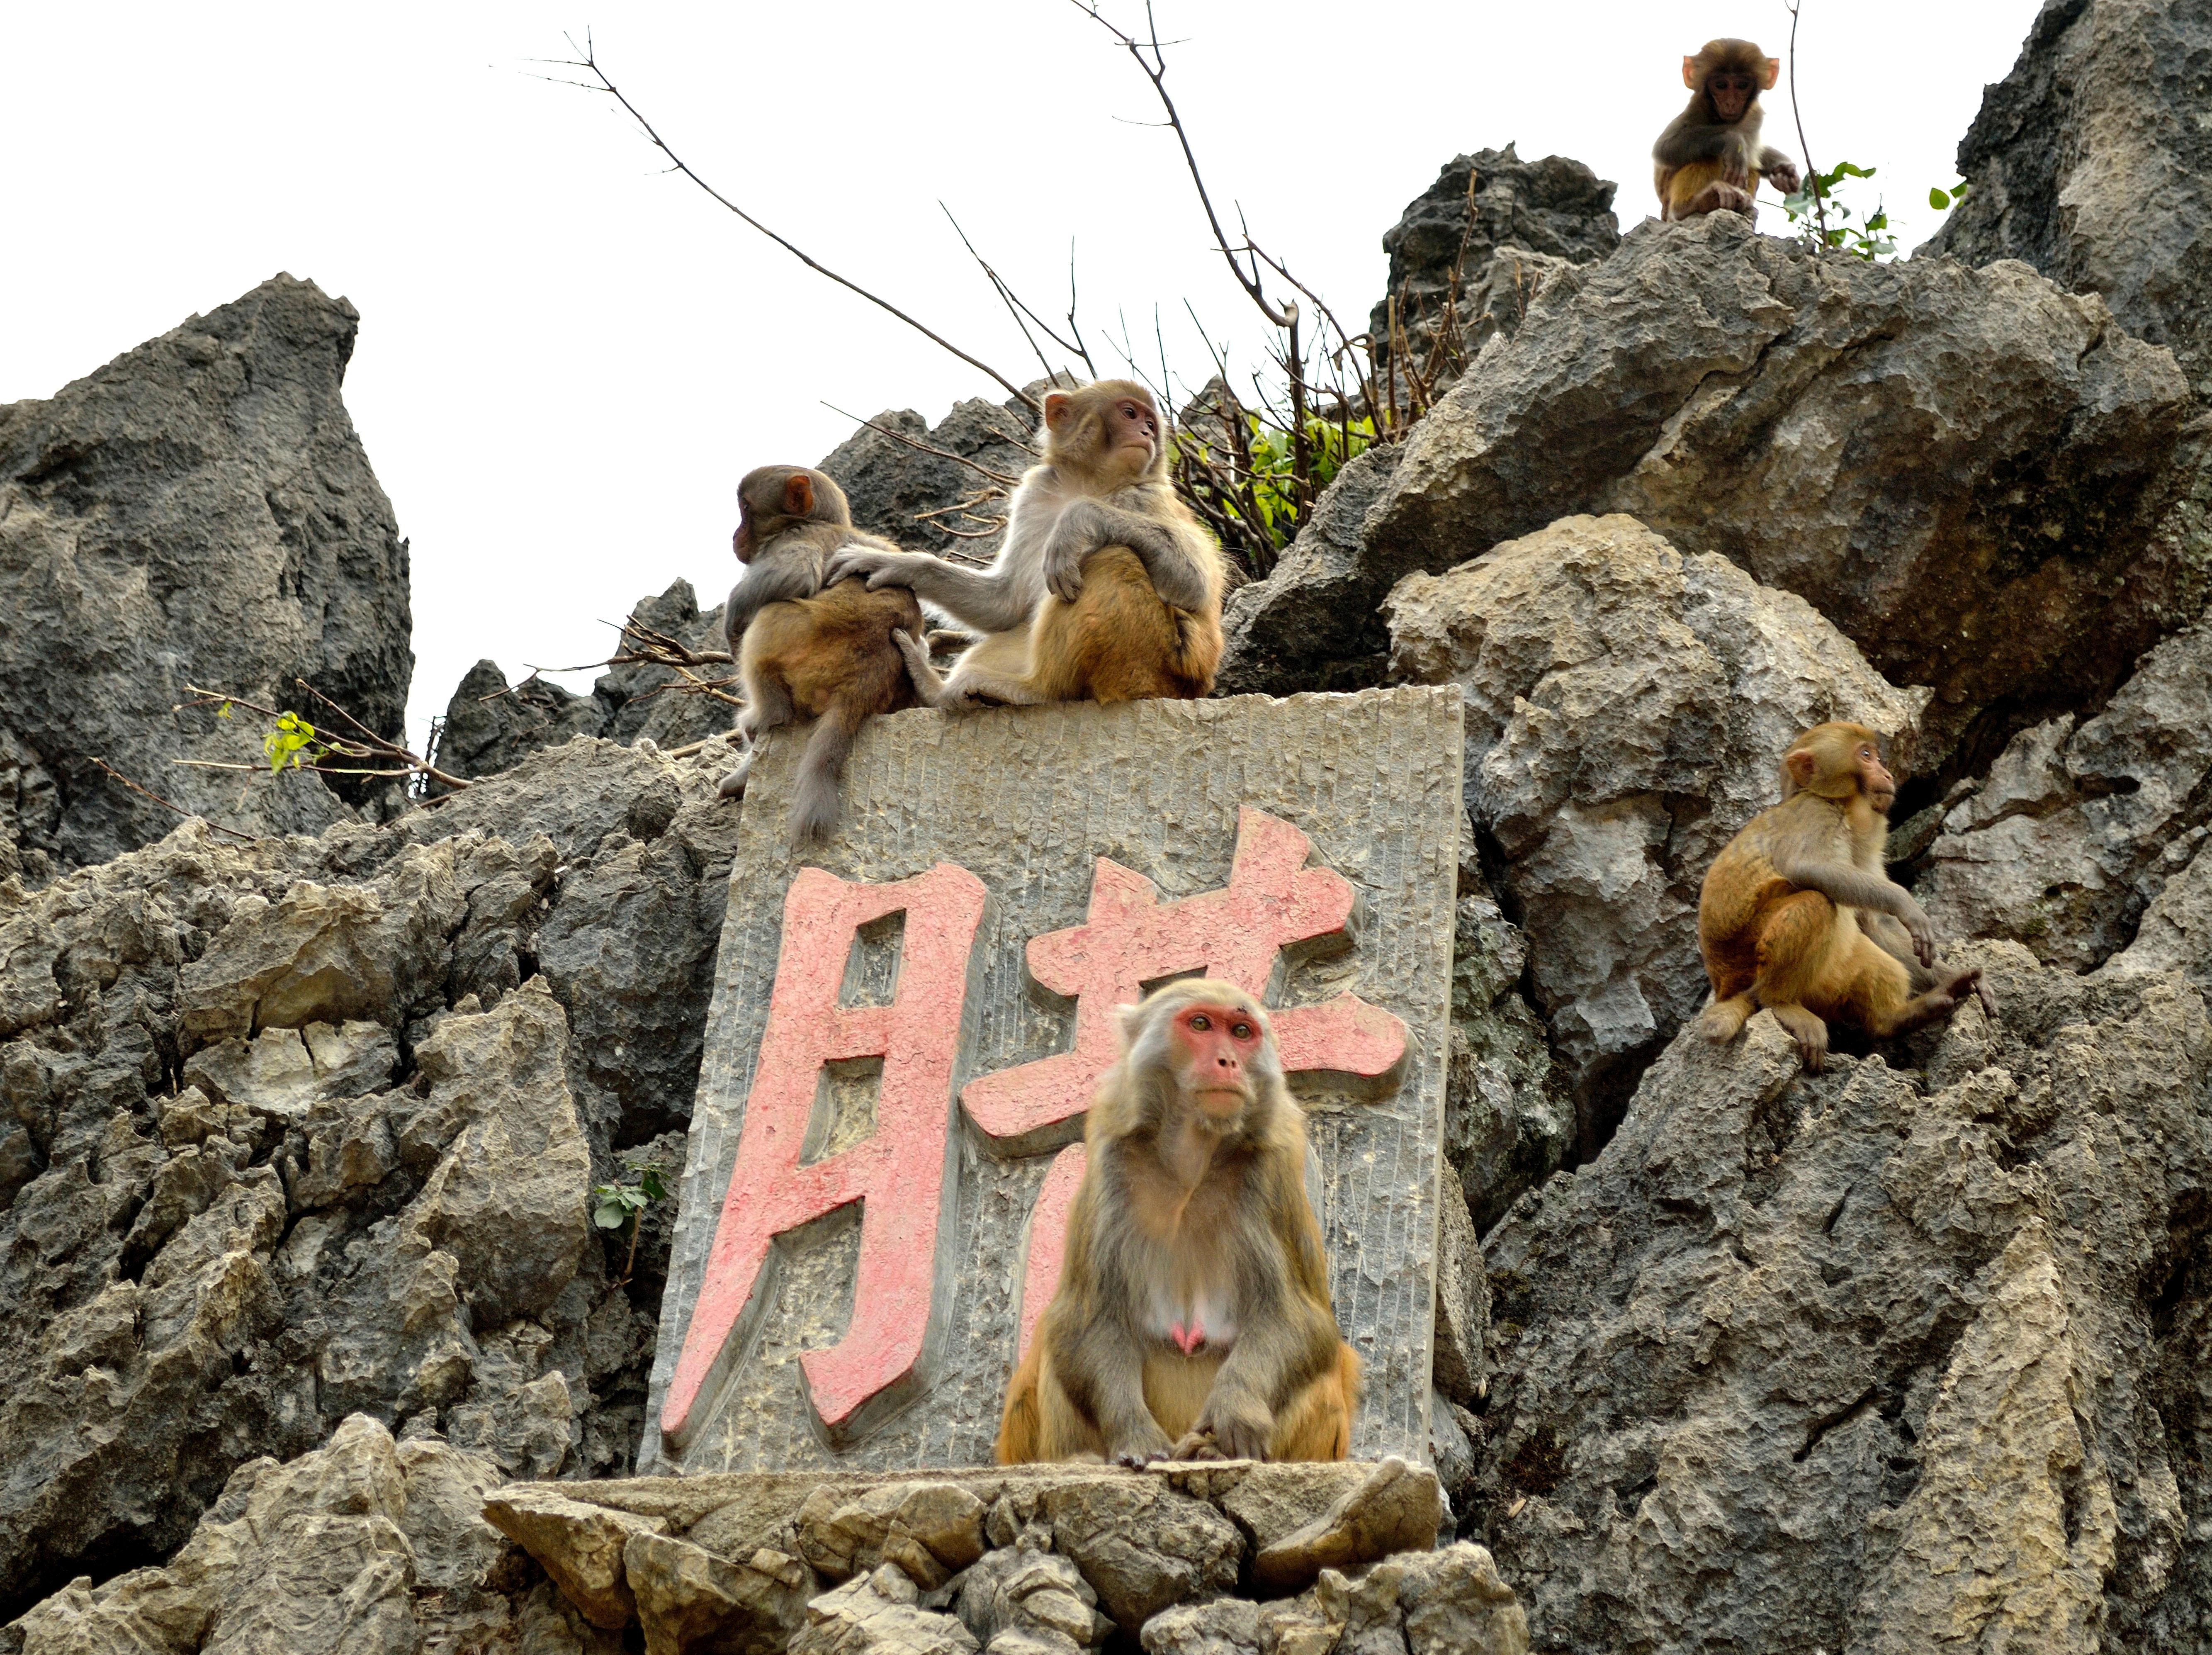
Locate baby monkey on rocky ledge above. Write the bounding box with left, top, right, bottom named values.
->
left=1654, top=38, right=1803, bottom=222
left=1697, top=722, right=1993, bottom=1073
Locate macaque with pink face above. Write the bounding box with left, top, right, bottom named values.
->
left=994, top=978, right=1360, bottom=1465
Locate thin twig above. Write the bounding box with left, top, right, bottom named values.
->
left=820, top=403, right=1028, bottom=486
left=552, top=31, right=1037, bottom=412
left=1784, top=0, right=1828, bottom=243
left=88, top=757, right=261, bottom=842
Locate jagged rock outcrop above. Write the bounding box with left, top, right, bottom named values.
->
left=1927, top=0, right=2212, bottom=399
left=0, top=1412, right=603, bottom=1655
left=1915, top=617, right=2212, bottom=969
left=0, top=275, right=413, bottom=874
left=817, top=394, right=1036, bottom=557
left=1466, top=937, right=2212, bottom=1652
left=0, top=734, right=744, bottom=1623
left=435, top=580, right=735, bottom=786
left=1385, top=514, right=1927, bottom=1140
left=1442, top=898, right=1570, bottom=1232
left=1225, top=214, right=2200, bottom=772
left=1368, top=146, right=1620, bottom=388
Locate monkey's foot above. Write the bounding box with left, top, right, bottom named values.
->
left=717, top=767, right=750, bottom=801
left=1168, top=1429, right=1229, bottom=1462
left=1696, top=996, right=1753, bottom=1043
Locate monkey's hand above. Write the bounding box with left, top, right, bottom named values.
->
left=1104, top=1420, right=1176, bottom=1470
left=1168, top=1429, right=1228, bottom=1463
left=823, top=545, right=913, bottom=591
left=1896, top=896, right=1938, bottom=968
left=1762, top=152, right=1802, bottom=195
left=1042, top=515, right=1093, bottom=603
left=1190, top=1393, right=1273, bottom=1463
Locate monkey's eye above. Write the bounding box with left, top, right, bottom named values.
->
left=1231, top=1022, right=1254, bottom=1040
left=1189, top=1014, right=1211, bottom=1032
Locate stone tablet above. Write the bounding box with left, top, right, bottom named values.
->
left=643, top=688, right=1462, bottom=1472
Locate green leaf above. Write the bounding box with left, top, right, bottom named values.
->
left=593, top=1202, right=627, bottom=1229
left=1929, top=187, right=1950, bottom=209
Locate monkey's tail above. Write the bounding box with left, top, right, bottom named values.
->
left=789, top=700, right=869, bottom=843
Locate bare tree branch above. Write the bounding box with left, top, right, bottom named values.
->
left=553, top=30, right=1037, bottom=412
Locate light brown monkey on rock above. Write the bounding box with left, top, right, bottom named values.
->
left=997, top=978, right=1361, bottom=1466
left=1654, top=39, right=1803, bottom=221
left=716, top=464, right=925, bottom=841
left=1697, top=722, right=1993, bottom=1073
left=825, top=380, right=1225, bottom=711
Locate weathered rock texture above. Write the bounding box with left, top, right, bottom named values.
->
left=0, top=733, right=747, bottom=1623
left=817, top=394, right=1036, bottom=558
left=1385, top=515, right=1927, bottom=1141
left=1368, top=146, right=1620, bottom=386
left=1917, top=617, right=2212, bottom=970
left=649, top=691, right=1462, bottom=1471
left=1466, top=934, right=2212, bottom=1652
left=434, top=579, right=737, bottom=786
left=1225, top=214, right=2201, bottom=774
left=0, top=1413, right=582, bottom=1655
left=1928, top=0, right=2212, bottom=399
left=0, top=275, right=413, bottom=874
left=484, top=1461, right=1470, bottom=1653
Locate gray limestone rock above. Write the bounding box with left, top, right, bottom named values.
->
left=1250, top=1458, right=1444, bottom=1593
left=1367, top=146, right=1621, bottom=389
left=1234, top=215, right=2197, bottom=766
left=1926, top=0, right=2212, bottom=399
left=1385, top=514, right=1926, bottom=1136
left=1442, top=898, right=1570, bottom=1232
left=0, top=275, right=412, bottom=871
left=4, top=1415, right=520, bottom=1655
left=0, top=731, right=741, bottom=1621
left=1039, top=1479, right=1241, bottom=1635
left=1469, top=940, right=2212, bottom=1651
left=816, top=396, right=1036, bottom=559
left=1917, top=618, right=2212, bottom=971
left=1312, top=1544, right=1528, bottom=1655
left=1140, top=1598, right=1259, bottom=1655
left=795, top=1565, right=977, bottom=1655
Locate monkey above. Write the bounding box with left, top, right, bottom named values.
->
left=1653, top=39, right=1803, bottom=222
left=824, top=380, right=1226, bottom=713
left=1696, top=722, right=1989, bottom=1072
left=714, top=465, right=925, bottom=841
left=995, top=978, right=1361, bottom=1467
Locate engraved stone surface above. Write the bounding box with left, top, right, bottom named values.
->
left=644, top=689, right=1463, bottom=1471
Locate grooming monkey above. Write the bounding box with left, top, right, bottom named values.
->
left=997, top=979, right=1360, bottom=1466
left=826, top=380, right=1226, bottom=711
left=716, top=465, right=924, bottom=841
left=1654, top=39, right=1803, bottom=221
left=1697, top=723, right=1991, bottom=1072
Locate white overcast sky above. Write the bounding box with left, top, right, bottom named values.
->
left=0, top=1, right=2040, bottom=751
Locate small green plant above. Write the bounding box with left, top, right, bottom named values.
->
left=261, top=711, right=334, bottom=775
left=1928, top=179, right=1972, bottom=212
left=1782, top=161, right=1897, bottom=260
left=1175, top=411, right=1374, bottom=572
left=593, top=1158, right=670, bottom=1287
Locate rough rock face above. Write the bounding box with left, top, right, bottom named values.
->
left=1467, top=937, right=2212, bottom=1653
left=1928, top=0, right=2212, bottom=399
left=0, top=733, right=744, bottom=1623
left=816, top=394, right=1036, bottom=557
left=1368, top=146, right=1620, bottom=382
left=482, top=1462, right=1471, bottom=1654
left=1916, top=618, right=2212, bottom=970
left=1443, top=897, right=1570, bottom=1232
left=0, top=1413, right=578, bottom=1655
left=1225, top=215, right=2200, bottom=768
left=1385, top=515, right=1927, bottom=1140
left=434, top=579, right=736, bottom=786
left=0, top=275, right=414, bottom=874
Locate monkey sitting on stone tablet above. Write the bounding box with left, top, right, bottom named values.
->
left=716, top=464, right=924, bottom=842
left=997, top=978, right=1360, bottom=1465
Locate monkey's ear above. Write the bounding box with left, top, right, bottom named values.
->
left=1043, top=392, right=1073, bottom=429
left=1760, top=56, right=1781, bottom=90
left=1784, top=748, right=1819, bottom=787
left=1114, top=1002, right=1147, bottom=1050
left=783, top=474, right=815, bottom=516
left=1682, top=55, right=1699, bottom=88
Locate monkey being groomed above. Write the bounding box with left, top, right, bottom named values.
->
left=997, top=979, right=1361, bottom=1466
left=825, top=379, right=1227, bottom=712
left=716, top=464, right=926, bottom=842
left=1696, top=722, right=1994, bottom=1072
left=1653, top=38, right=1803, bottom=222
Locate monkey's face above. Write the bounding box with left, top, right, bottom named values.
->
left=1168, top=1000, right=1264, bottom=1122
left=1105, top=395, right=1161, bottom=478
left=1854, top=738, right=1897, bottom=815
left=734, top=496, right=757, bottom=564
left=1705, top=70, right=1757, bottom=122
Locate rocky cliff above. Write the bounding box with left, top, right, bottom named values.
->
left=7, top=2, right=2212, bottom=1650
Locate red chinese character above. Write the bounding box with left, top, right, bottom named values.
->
left=660, top=862, right=987, bottom=1448
left=978, top=808, right=1409, bottom=1351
